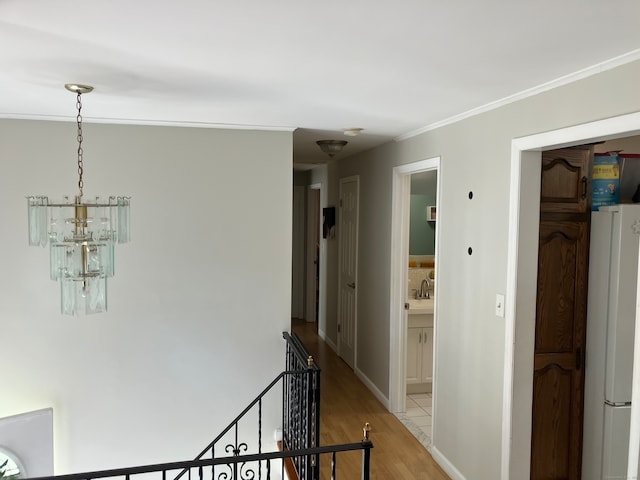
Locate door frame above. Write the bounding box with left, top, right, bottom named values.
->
left=389, top=156, right=441, bottom=415
left=503, top=111, right=640, bottom=479
left=337, top=175, right=360, bottom=369
left=305, top=183, right=321, bottom=324
left=291, top=186, right=306, bottom=319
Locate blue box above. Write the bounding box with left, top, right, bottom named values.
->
left=592, top=153, right=620, bottom=211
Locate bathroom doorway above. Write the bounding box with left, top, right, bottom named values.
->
left=389, top=157, right=441, bottom=449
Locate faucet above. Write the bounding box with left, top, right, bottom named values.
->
left=418, top=277, right=431, bottom=299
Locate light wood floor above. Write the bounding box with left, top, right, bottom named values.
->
left=291, top=318, right=450, bottom=480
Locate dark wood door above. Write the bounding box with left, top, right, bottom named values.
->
left=531, top=147, right=592, bottom=479
left=540, top=148, right=591, bottom=214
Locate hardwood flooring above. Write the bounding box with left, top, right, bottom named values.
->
left=291, top=318, right=450, bottom=480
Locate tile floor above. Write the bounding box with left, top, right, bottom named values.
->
left=395, top=393, right=433, bottom=450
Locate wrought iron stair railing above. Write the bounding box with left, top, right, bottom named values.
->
left=21, top=331, right=373, bottom=480
left=170, top=332, right=320, bottom=480
left=24, top=437, right=373, bottom=480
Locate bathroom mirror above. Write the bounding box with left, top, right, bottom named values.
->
left=409, top=171, right=437, bottom=255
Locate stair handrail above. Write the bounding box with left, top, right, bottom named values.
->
left=23, top=436, right=373, bottom=480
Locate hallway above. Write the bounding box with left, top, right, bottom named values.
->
left=291, top=319, right=450, bottom=479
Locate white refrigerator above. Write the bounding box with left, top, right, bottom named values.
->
left=583, top=204, right=640, bottom=479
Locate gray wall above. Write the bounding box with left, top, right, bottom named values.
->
left=0, top=120, right=292, bottom=473
left=320, top=59, right=640, bottom=478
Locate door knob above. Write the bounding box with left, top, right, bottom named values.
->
left=347, top=282, right=356, bottom=289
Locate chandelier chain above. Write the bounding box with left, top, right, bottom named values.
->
left=76, top=92, right=84, bottom=197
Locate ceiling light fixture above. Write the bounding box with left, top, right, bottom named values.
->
left=27, top=84, right=131, bottom=315
left=316, top=140, right=348, bottom=158
left=343, top=128, right=364, bottom=137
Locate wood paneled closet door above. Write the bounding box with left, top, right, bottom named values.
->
left=531, top=147, right=592, bottom=479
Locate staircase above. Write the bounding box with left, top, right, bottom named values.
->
left=23, top=332, right=372, bottom=480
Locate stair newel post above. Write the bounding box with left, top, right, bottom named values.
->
left=361, top=423, right=372, bottom=480
left=306, top=355, right=314, bottom=479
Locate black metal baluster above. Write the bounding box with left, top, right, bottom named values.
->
left=303, top=371, right=310, bottom=480
left=296, top=371, right=303, bottom=477
left=361, top=447, right=371, bottom=480
left=258, top=398, right=262, bottom=480
left=361, top=423, right=372, bottom=480
left=233, top=424, right=239, bottom=480
left=210, top=446, right=214, bottom=480
left=312, top=367, right=320, bottom=480
left=331, top=452, right=336, bottom=480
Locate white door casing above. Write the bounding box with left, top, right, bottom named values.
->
left=306, top=185, right=321, bottom=323
left=504, top=112, right=640, bottom=479
left=338, top=176, right=359, bottom=369
left=291, top=186, right=306, bottom=319
left=389, top=157, right=441, bottom=414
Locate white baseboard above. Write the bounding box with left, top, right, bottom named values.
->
left=431, top=446, right=466, bottom=480
left=318, top=329, right=337, bottom=352
left=355, top=368, right=390, bottom=410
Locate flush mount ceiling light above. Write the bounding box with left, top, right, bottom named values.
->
left=316, top=140, right=348, bottom=158
left=343, top=128, right=364, bottom=137
left=27, top=84, right=131, bottom=316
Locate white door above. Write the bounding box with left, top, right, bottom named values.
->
left=338, top=176, right=359, bottom=369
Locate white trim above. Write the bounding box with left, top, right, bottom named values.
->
left=502, top=142, right=522, bottom=480
left=317, top=179, right=328, bottom=338
left=431, top=446, right=467, bottom=480
left=291, top=186, right=306, bottom=319
left=503, top=111, right=640, bottom=479
left=318, top=328, right=337, bottom=352
left=389, top=157, right=440, bottom=415
left=305, top=184, right=321, bottom=323
left=396, top=49, right=640, bottom=142
left=355, top=368, right=390, bottom=410
left=0, top=113, right=296, bottom=132
left=629, top=249, right=640, bottom=480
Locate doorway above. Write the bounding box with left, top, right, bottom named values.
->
left=503, top=112, right=640, bottom=479
left=389, top=157, right=441, bottom=432
left=306, top=184, right=321, bottom=324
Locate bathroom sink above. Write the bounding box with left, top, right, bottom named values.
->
left=407, top=297, right=434, bottom=314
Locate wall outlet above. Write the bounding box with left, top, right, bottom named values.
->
left=495, top=294, right=505, bottom=317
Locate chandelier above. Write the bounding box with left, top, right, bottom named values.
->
left=27, top=84, right=131, bottom=315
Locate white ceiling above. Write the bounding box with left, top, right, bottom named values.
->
left=1, top=0, right=639, bottom=167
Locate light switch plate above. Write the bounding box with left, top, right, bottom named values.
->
left=495, top=294, right=505, bottom=317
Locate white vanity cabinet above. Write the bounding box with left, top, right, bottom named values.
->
left=407, top=313, right=434, bottom=390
